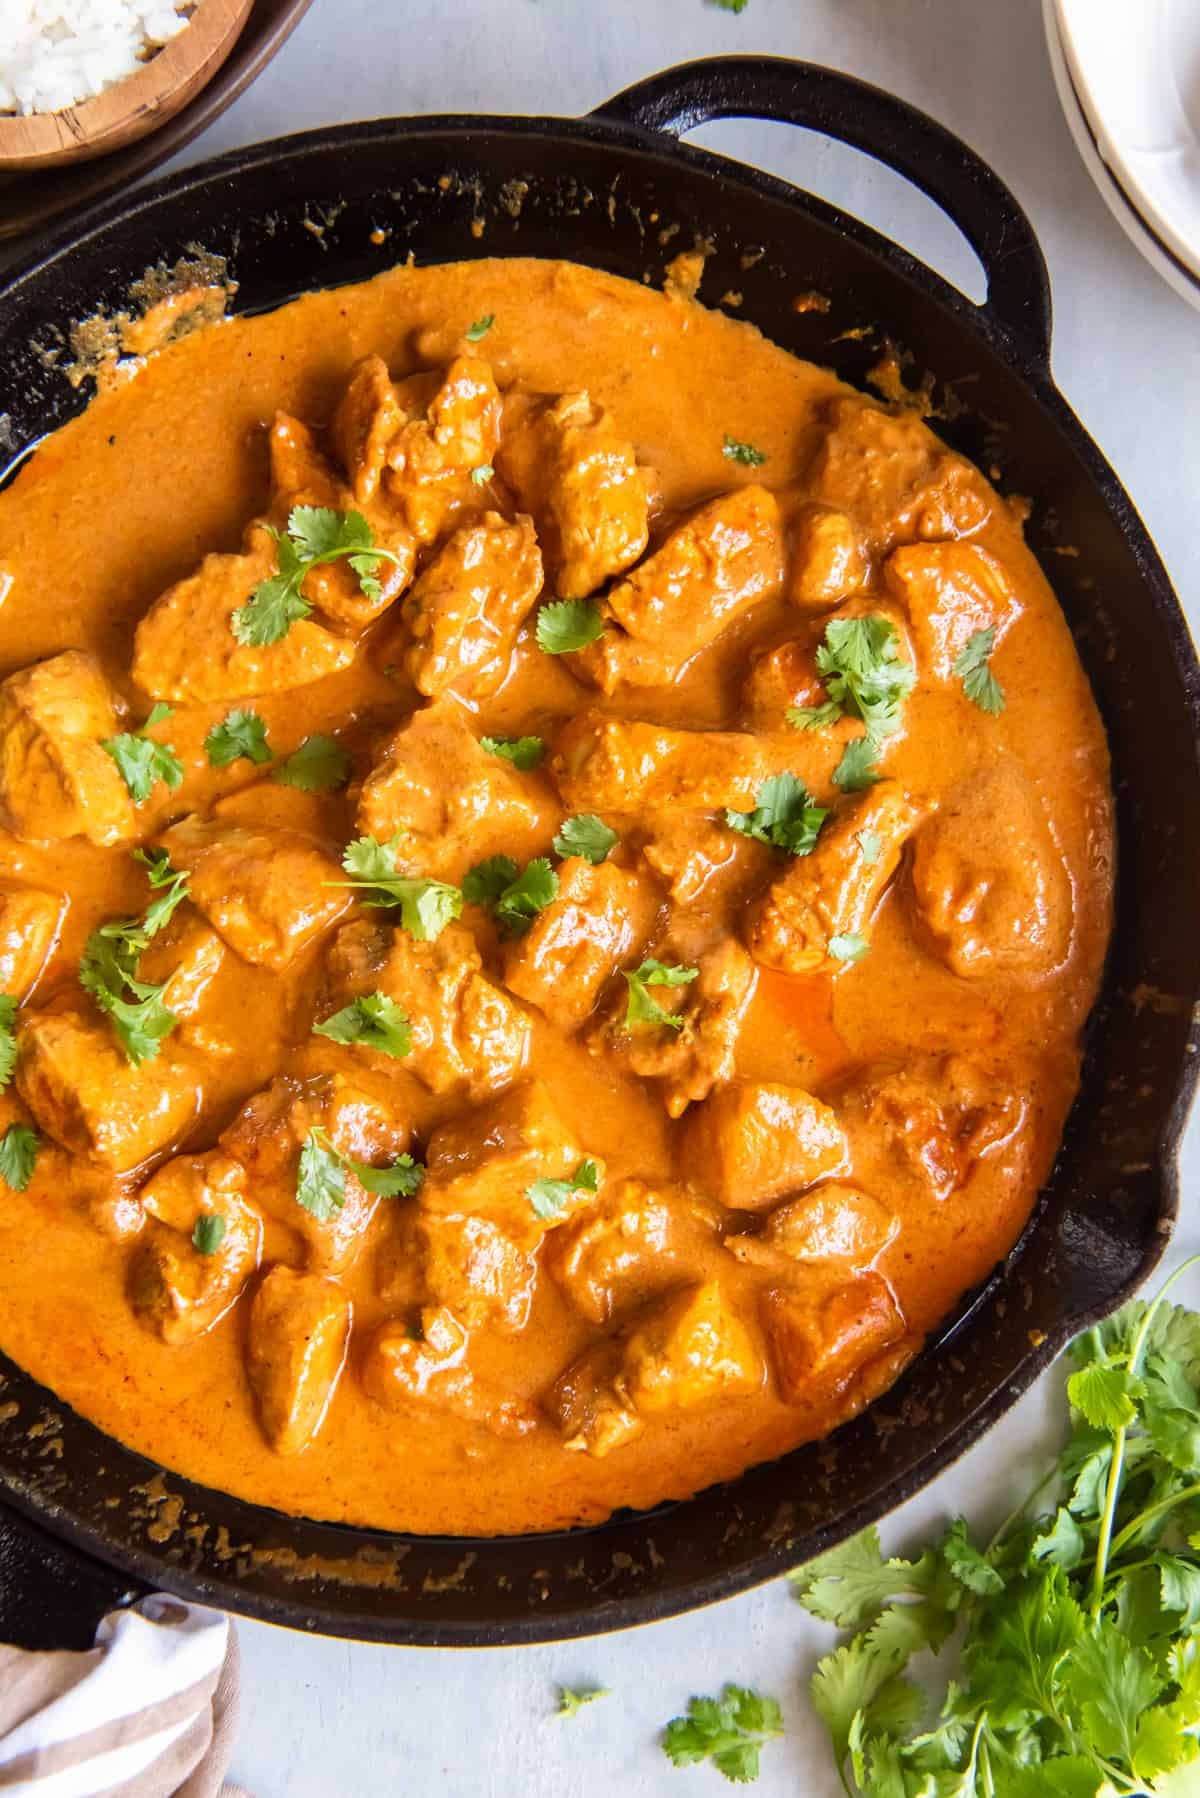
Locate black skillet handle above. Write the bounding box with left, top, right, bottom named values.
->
left=591, top=56, right=1053, bottom=368
left=0, top=1499, right=148, bottom=1651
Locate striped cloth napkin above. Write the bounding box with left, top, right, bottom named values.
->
left=0, top=1596, right=247, bottom=1797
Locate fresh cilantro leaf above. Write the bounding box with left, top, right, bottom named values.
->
left=1068, top=1361, right=1140, bottom=1431
left=556, top=1685, right=609, bottom=1718
left=725, top=772, right=828, bottom=856
left=471, top=464, right=495, bottom=486
left=204, top=709, right=271, bottom=768
left=78, top=855, right=191, bottom=1066
left=274, top=734, right=352, bottom=792
left=0, top=1123, right=38, bottom=1193
left=0, top=995, right=17, bottom=1092
left=553, top=814, right=618, bottom=864
left=709, top=0, right=749, bottom=11
left=232, top=506, right=404, bottom=646
left=351, top=1153, right=424, bottom=1199
left=102, top=709, right=185, bottom=805
left=527, top=1157, right=603, bottom=1222
left=465, top=314, right=494, bottom=341
left=815, top=615, right=916, bottom=739
left=335, top=837, right=463, bottom=942
left=662, top=1684, right=783, bottom=1783
left=132, top=851, right=192, bottom=938
left=192, top=1214, right=226, bottom=1255
left=828, top=934, right=869, bottom=963
left=480, top=734, right=545, bottom=771
left=941, top=1519, right=1004, bottom=1597
left=463, top=856, right=558, bottom=936
left=313, top=992, right=411, bottom=1059
left=623, top=958, right=698, bottom=1032
left=296, top=1130, right=347, bottom=1221
left=955, top=626, right=1006, bottom=715
left=536, top=597, right=605, bottom=654
left=832, top=736, right=882, bottom=791
left=857, top=829, right=882, bottom=865
left=1031, top=1507, right=1086, bottom=1571
left=787, top=699, right=843, bottom=733
left=722, top=434, right=767, bottom=467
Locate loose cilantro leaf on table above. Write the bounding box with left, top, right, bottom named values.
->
left=297, top=1126, right=424, bottom=1218
left=536, top=597, right=606, bottom=655
left=725, top=773, right=827, bottom=856
left=205, top=709, right=271, bottom=768
left=192, top=1215, right=226, bottom=1255
left=708, top=0, right=749, bottom=11
left=481, top=734, right=545, bottom=771
left=79, top=854, right=191, bottom=1065
left=0, top=1123, right=39, bottom=1193
left=623, top=958, right=699, bottom=1032
left=335, top=835, right=462, bottom=942
left=722, top=434, right=767, bottom=467
left=313, top=992, right=411, bottom=1059
left=556, top=1685, right=610, bottom=1718
left=274, top=734, right=352, bottom=792
left=0, top=995, right=18, bottom=1092
left=527, top=1157, right=603, bottom=1222
left=955, top=625, right=1006, bottom=715
left=103, top=703, right=184, bottom=805
left=794, top=1256, right=1200, bottom=1797
left=463, top=856, right=558, bottom=936
left=231, top=506, right=405, bottom=646
left=553, top=814, right=618, bottom=864
left=662, top=1684, right=784, bottom=1783
left=465, top=314, right=494, bottom=341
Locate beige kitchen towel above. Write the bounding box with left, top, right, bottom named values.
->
left=0, top=1595, right=249, bottom=1797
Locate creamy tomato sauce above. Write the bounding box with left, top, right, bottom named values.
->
left=0, top=258, right=1112, bottom=1534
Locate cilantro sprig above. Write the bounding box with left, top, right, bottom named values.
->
left=527, top=1157, right=603, bottom=1222
left=662, top=1684, right=784, bottom=1783
left=481, top=734, right=545, bottom=771
left=536, top=598, right=606, bottom=655
left=274, top=734, right=352, bottom=792
left=232, top=506, right=405, bottom=647
left=552, top=814, right=618, bottom=865
left=955, top=626, right=1006, bottom=715
left=103, top=704, right=184, bottom=805
left=204, top=709, right=271, bottom=769
left=79, top=852, right=191, bottom=1065
left=725, top=773, right=827, bottom=857
left=790, top=615, right=916, bottom=792
left=313, top=992, right=411, bottom=1059
left=296, top=1125, right=424, bottom=1222
left=623, top=958, right=698, bottom=1032
left=463, top=856, right=558, bottom=936
left=794, top=1258, right=1200, bottom=1797
left=334, top=835, right=462, bottom=942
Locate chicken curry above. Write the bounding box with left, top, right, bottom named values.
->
left=0, top=257, right=1112, bottom=1535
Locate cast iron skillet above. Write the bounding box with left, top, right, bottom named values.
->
left=0, top=56, right=1197, bottom=1650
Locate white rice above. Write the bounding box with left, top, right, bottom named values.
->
left=0, top=1, right=193, bottom=117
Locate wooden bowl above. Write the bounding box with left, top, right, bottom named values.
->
left=0, top=0, right=255, bottom=172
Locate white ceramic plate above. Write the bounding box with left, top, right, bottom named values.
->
left=1044, top=0, right=1200, bottom=315
left=1055, top=0, right=1200, bottom=281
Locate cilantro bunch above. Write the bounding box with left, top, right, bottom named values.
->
left=78, top=851, right=192, bottom=1065
left=794, top=1263, right=1200, bottom=1797
left=790, top=615, right=916, bottom=792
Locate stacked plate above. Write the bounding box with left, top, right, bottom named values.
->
left=1045, top=0, right=1200, bottom=313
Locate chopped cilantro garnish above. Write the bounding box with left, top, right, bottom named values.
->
left=463, top=856, right=558, bottom=936
left=274, top=734, right=352, bottom=792
left=78, top=854, right=191, bottom=1065
left=204, top=709, right=271, bottom=768
left=725, top=773, right=827, bottom=856
left=828, top=933, right=869, bottom=963
left=527, top=1156, right=603, bottom=1222
left=955, top=625, right=1006, bottom=714
left=192, top=1215, right=226, bottom=1255
left=102, top=704, right=184, bottom=805
left=0, top=996, right=17, bottom=1092
left=623, top=958, right=699, bottom=1032
left=0, top=1123, right=38, bottom=1193
left=471, top=464, right=495, bottom=486
left=789, top=614, right=915, bottom=742
left=856, top=829, right=881, bottom=865
left=335, top=836, right=462, bottom=942
left=535, top=597, right=606, bottom=655
left=231, top=506, right=405, bottom=646
left=480, top=734, right=545, bottom=771
left=832, top=737, right=882, bottom=792
left=465, top=314, right=494, bottom=341
left=722, top=434, right=767, bottom=467
left=553, top=814, right=618, bottom=864
left=297, top=1125, right=423, bottom=1219
left=313, top=992, right=411, bottom=1059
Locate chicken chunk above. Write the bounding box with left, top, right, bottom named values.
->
left=267, top=412, right=415, bottom=634
left=330, top=355, right=405, bottom=505
left=131, top=538, right=357, bottom=704
left=394, top=511, right=543, bottom=699
left=726, top=1181, right=897, bottom=1275
left=787, top=504, right=868, bottom=610
left=156, top=815, right=349, bottom=972
left=740, top=639, right=826, bottom=730
left=322, top=918, right=530, bottom=1098
left=503, top=858, right=660, bottom=1031
left=544, top=1177, right=721, bottom=1323
left=130, top=1151, right=262, bottom=1344
left=15, top=1010, right=199, bottom=1173
left=808, top=396, right=994, bottom=552
left=760, top=1271, right=905, bottom=1404
left=570, top=486, right=784, bottom=691
left=220, top=1071, right=412, bottom=1272
left=361, top=1308, right=536, bottom=1439
left=590, top=938, right=758, bottom=1118
left=357, top=703, right=547, bottom=881
left=680, top=1081, right=847, bottom=1211
left=551, top=712, right=805, bottom=816
left=746, top=784, right=922, bottom=974
left=543, top=1335, right=643, bottom=1457
left=639, top=815, right=757, bottom=907
left=885, top=540, right=1021, bottom=680
left=497, top=390, right=649, bottom=597
left=246, top=1265, right=351, bottom=1455
left=0, top=652, right=136, bottom=846
left=420, top=1079, right=587, bottom=1245
left=135, top=904, right=228, bottom=1048
left=414, top=1212, right=536, bottom=1332
left=838, top=1054, right=1028, bottom=1201
left=383, top=356, right=503, bottom=544
left=909, top=759, right=1073, bottom=980
left=0, top=881, right=65, bottom=998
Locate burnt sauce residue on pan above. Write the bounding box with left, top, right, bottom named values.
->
left=0, top=255, right=1112, bottom=1537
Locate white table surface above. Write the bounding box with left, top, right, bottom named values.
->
left=105, top=0, right=1200, bottom=1789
